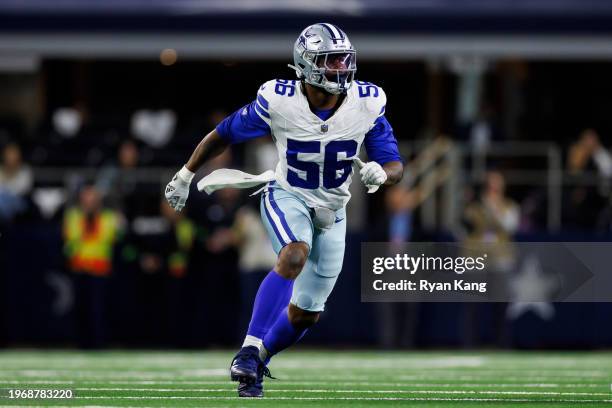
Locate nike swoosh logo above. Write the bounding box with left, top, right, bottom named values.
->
left=335, top=217, right=344, bottom=223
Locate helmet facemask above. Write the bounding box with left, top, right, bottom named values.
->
left=304, top=50, right=356, bottom=95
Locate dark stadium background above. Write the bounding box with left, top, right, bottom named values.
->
left=1, top=0, right=612, bottom=351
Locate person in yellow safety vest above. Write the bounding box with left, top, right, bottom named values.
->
left=161, top=199, right=195, bottom=278
left=63, top=185, right=122, bottom=277
left=63, top=184, right=122, bottom=348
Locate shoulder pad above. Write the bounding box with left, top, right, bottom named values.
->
left=257, top=79, right=277, bottom=98
left=256, top=79, right=277, bottom=108
left=353, top=80, right=387, bottom=117
left=257, top=79, right=299, bottom=112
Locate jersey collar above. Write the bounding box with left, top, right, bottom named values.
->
left=298, top=82, right=352, bottom=124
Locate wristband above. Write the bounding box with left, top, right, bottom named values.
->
left=177, top=166, right=195, bottom=183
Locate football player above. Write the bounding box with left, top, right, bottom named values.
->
left=165, top=23, right=404, bottom=397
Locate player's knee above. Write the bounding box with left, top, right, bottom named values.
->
left=276, top=243, right=308, bottom=279
left=288, top=303, right=320, bottom=330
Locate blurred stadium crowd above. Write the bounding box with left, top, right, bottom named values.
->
left=1, top=56, right=612, bottom=349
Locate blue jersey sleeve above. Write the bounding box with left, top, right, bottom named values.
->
left=216, top=97, right=271, bottom=144
left=364, top=115, right=402, bottom=165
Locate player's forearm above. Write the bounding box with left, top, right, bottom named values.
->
left=383, top=161, right=403, bottom=185
left=184, top=129, right=229, bottom=172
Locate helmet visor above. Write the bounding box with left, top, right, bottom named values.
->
left=314, top=51, right=356, bottom=85
left=315, top=51, right=356, bottom=72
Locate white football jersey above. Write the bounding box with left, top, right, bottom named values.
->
left=254, top=79, right=387, bottom=210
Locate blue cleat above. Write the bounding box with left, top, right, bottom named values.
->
left=237, top=376, right=263, bottom=397
left=230, top=346, right=274, bottom=397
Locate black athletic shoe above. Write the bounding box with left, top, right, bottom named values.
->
left=230, top=346, right=274, bottom=397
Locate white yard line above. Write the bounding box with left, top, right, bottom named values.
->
left=67, top=396, right=612, bottom=402
left=1, top=368, right=607, bottom=375
left=0, top=405, right=155, bottom=408
left=1, top=373, right=608, bottom=382
left=0, top=369, right=228, bottom=378
left=0, top=379, right=607, bottom=388
left=68, top=387, right=611, bottom=396
left=270, top=356, right=487, bottom=369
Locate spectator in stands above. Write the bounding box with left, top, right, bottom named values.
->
left=161, top=198, right=197, bottom=345
left=232, top=202, right=277, bottom=333
left=124, top=198, right=196, bottom=346
left=159, top=199, right=196, bottom=279
left=96, top=139, right=143, bottom=220
left=63, top=184, right=122, bottom=348
left=189, top=187, right=242, bottom=345
left=565, top=129, right=612, bottom=228
left=462, top=171, right=518, bottom=348
left=0, top=143, right=32, bottom=196
left=464, top=170, right=520, bottom=246
left=373, top=183, right=420, bottom=348
left=0, top=143, right=33, bottom=221
left=568, top=129, right=612, bottom=178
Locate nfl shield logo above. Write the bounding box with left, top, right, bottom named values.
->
left=321, top=124, right=329, bottom=133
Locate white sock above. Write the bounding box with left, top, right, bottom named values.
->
left=242, top=335, right=269, bottom=362
left=242, top=334, right=262, bottom=349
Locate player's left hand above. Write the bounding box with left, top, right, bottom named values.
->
left=355, top=158, right=387, bottom=193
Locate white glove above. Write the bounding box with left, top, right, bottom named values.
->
left=354, top=158, right=387, bottom=193
left=165, top=166, right=194, bottom=212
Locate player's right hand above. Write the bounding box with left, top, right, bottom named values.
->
left=165, top=166, right=194, bottom=212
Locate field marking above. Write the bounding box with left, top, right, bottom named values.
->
left=0, top=356, right=486, bottom=368
left=2, top=373, right=608, bottom=381
left=67, top=396, right=612, bottom=403
left=0, top=369, right=228, bottom=378
left=394, top=374, right=611, bottom=381
left=271, top=356, right=487, bottom=369
left=3, top=399, right=612, bottom=408
left=0, top=367, right=608, bottom=375
left=68, top=387, right=611, bottom=396
left=0, top=379, right=608, bottom=388
left=0, top=405, right=156, bottom=408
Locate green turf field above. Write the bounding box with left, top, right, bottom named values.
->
left=0, top=350, right=610, bottom=407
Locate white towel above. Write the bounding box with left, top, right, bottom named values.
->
left=198, top=158, right=379, bottom=195
left=196, top=168, right=276, bottom=195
